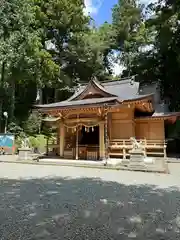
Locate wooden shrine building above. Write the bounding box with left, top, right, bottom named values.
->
left=36, top=77, right=180, bottom=160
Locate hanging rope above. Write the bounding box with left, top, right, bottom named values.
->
left=64, top=122, right=99, bottom=129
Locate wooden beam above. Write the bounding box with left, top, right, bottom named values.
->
left=64, top=117, right=101, bottom=124
left=37, top=98, right=154, bottom=116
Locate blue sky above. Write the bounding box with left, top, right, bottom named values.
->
left=84, top=0, right=118, bottom=25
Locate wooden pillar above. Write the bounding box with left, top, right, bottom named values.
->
left=162, top=120, right=165, bottom=140
left=132, top=120, right=136, bottom=138
left=75, top=128, right=79, bottom=160
left=99, top=122, right=105, bottom=160
left=56, top=124, right=60, bottom=156
left=59, top=122, right=65, bottom=157
left=162, top=120, right=167, bottom=158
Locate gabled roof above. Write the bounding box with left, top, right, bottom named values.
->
left=67, top=78, right=116, bottom=101
left=35, top=77, right=156, bottom=110
left=67, top=77, right=153, bottom=102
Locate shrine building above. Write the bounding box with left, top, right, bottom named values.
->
left=35, top=77, right=180, bottom=160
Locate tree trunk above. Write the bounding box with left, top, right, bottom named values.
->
left=9, top=77, right=15, bottom=122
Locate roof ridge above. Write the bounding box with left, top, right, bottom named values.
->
left=79, top=76, right=136, bottom=85
left=102, top=80, right=132, bottom=86
left=89, top=79, right=116, bottom=97
left=101, top=75, right=136, bottom=84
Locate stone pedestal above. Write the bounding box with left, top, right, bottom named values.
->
left=18, top=148, right=32, bottom=160
left=129, top=149, right=146, bottom=168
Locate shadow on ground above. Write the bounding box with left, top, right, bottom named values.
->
left=0, top=176, right=180, bottom=239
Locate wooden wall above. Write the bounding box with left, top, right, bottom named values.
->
left=135, top=119, right=165, bottom=140
left=135, top=121, right=149, bottom=139
left=110, top=108, right=135, bottom=139
left=109, top=107, right=165, bottom=140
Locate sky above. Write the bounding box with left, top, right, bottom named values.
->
left=84, top=0, right=118, bottom=25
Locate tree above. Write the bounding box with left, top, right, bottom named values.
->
left=0, top=0, right=60, bottom=128
left=35, top=0, right=115, bottom=85
left=120, top=0, right=180, bottom=110
left=64, top=23, right=115, bottom=82
left=111, top=0, right=149, bottom=71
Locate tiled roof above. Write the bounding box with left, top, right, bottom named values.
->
left=103, top=80, right=140, bottom=99
left=35, top=77, right=155, bottom=110
left=67, top=78, right=147, bottom=102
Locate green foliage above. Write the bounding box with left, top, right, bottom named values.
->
left=0, top=0, right=60, bottom=129
left=14, top=137, right=22, bottom=153
left=2, top=0, right=180, bottom=137
left=41, top=123, right=53, bottom=139
left=65, top=25, right=113, bottom=82
left=0, top=0, right=113, bottom=128
left=112, top=0, right=180, bottom=111
left=34, top=0, right=90, bottom=86
left=29, top=134, right=46, bottom=149
left=8, top=122, right=24, bottom=151
left=22, top=112, right=41, bottom=136
left=111, top=0, right=149, bottom=67
left=8, top=122, right=23, bottom=138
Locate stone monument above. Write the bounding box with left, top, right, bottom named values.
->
left=18, top=136, right=32, bottom=160
left=128, top=137, right=146, bottom=168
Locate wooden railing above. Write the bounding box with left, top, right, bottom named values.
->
left=64, top=148, right=74, bottom=159
left=109, top=139, right=167, bottom=159
left=143, top=139, right=167, bottom=158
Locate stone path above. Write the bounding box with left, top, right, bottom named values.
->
left=0, top=163, right=180, bottom=239
left=0, top=155, right=169, bottom=173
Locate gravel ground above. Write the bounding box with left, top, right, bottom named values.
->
left=0, top=163, right=180, bottom=239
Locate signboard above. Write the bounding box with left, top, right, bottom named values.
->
left=0, top=134, right=15, bottom=154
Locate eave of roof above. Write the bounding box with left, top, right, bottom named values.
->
left=135, top=112, right=180, bottom=121
left=35, top=97, right=119, bottom=110
left=120, top=93, right=154, bottom=102
left=35, top=93, right=154, bottom=113
left=153, top=112, right=180, bottom=119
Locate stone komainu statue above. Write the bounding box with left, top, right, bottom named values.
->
left=130, top=137, right=143, bottom=150
left=21, top=137, right=30, bottom=148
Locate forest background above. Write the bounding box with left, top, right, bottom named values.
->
left=0, top=0, right=179, bottom=150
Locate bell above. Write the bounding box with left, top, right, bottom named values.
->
left=92, top=127, right=94, bottom=132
